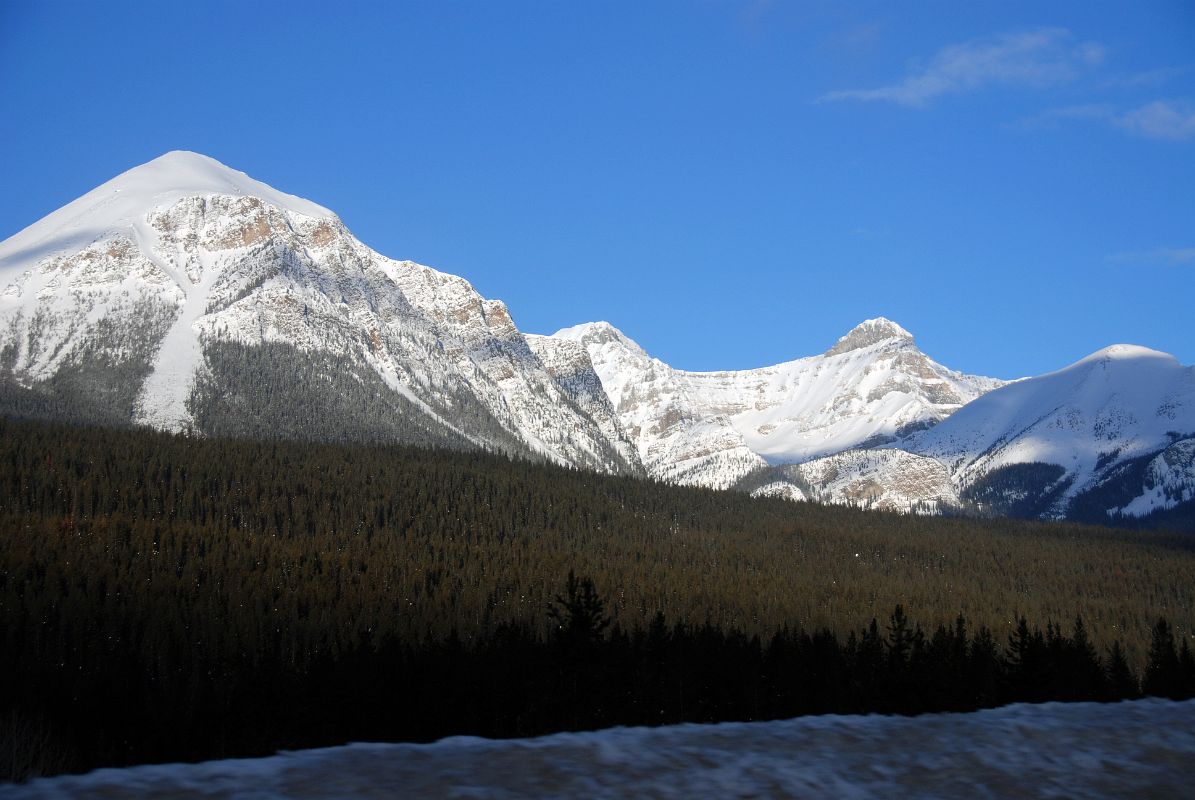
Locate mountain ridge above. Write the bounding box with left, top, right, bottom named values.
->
left=550, top=317, right=1005, bottom=487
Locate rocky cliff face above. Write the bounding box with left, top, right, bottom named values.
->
left=551, top=322, right=768, bottom=488
left=524, top=334, right=643, bottom=474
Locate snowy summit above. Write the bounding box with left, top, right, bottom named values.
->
left=0, top=151, right=334, bottom=282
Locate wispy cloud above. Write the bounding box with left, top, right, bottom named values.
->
left=821, top=28, right=1104, bottom=107
left=1012, top=103, right=1115, bottom=130
left=1113, top=100, right=1195, bottom=141
left=1100, top=65, right=1189, bottom=90
left=1020, top=99, right=1195, bottom=140
left=1107, top=247, right=1195, bottom=267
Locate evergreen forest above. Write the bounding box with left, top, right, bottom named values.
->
left=1, top=417, right=1194, bottom=781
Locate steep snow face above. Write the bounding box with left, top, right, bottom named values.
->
left=552, top=318, right=1001, bottom=488
left=0, top=153, right=637, bottom=474
left=907, top=345, right=1195, bottom=505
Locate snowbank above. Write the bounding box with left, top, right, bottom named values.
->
left=5, top=699, right=1193, bottom=798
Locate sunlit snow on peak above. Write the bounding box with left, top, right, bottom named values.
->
left=0, top=151, right=335, bottom=283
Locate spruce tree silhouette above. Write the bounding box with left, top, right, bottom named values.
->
left=1104, top=641, right=1139, bottom=700
left=1179, top=639, right=1195, bottom=698
left=1144, top=618, right=1183, bottom=699
left=549, top=570, right=610, bottom=646
left=548, top=571, right=611, bottom=730
left=1066, top=617, right=1106, bottom=701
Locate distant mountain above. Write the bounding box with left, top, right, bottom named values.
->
left=764, top=345, right=1195, bottom=527
left=0, top=151, right=640, bottom=475
left=550, top=318, right=1003, bottom=488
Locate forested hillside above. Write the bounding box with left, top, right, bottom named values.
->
left=2, top=417, right=1194, bottom=778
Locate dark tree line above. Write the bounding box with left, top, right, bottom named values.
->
left=1, top=416, right=1194, bottom=780
left=4, top=574, right=1193, bottom=782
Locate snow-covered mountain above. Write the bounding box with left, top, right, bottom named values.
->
left=3, top=151, right=1190, bottom=527
left=772, top=344, right=1195, bottom=526
left=551, top=318, right=1003, bottom=488
left=0, top=151, right=639, bottom=474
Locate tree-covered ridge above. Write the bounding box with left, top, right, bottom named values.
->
left=1, top=417, right=1192, bottom=655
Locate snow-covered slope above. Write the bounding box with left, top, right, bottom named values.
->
left=552, top=318, right=1002, bottom=488
left=912, top=345, right=1192, bottom=484
left=911, top=344, right=1195, bottom=521
left=780, top=345, right=1195, bottom=523
left=682, top=318, right=1004, bottom=462
left=0, top=152, right=637, bottom=473
left=9, top=700, right=1194, bottom=799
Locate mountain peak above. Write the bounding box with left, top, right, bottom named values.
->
left=551, top=321, right=647, bottom=356
left=94, top=150, right=335, bottom=221
left=825, top=317, right=915, bottom=356
left=1078, top=344, right=1177, bottom=365
left=1, top=151, right=334, bottom=278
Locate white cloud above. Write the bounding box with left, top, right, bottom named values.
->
left=821, top=28, right=1104, bottom=107
left=1113, top=100, right=1195, bottom=141
left=1107, top=247, right=1195, bottom=267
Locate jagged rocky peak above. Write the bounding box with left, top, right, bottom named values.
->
left=825, top=317, right=915, bottom=357
left=552, top=321, right=647, bottom=357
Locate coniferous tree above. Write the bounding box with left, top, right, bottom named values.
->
left=1065, top=616, right=1106, bottom=701
left=548, top=570, right=610, bottom=647
left=1178, top=638, right=1195, bottom=699
left=1104, top=641, right=1139, bottom=700
left=1006, top=618, right=1047, bottom=702
left=967, top=626, right=1001, bottom=708
left=1144, top=618, right=1182, bottom=699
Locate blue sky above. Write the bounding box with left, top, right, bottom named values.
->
left=1, top=1, right=1192, bottom=378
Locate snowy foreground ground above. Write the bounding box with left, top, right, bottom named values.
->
left=5, top=699, right=1194, bottom=799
